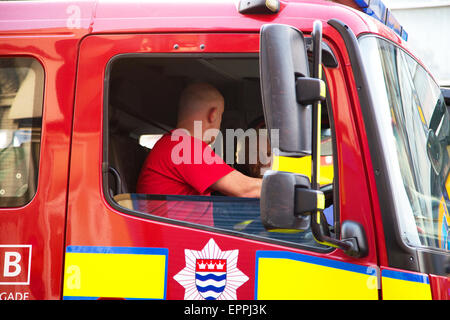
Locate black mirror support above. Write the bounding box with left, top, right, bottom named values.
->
left=307, top=20, right=367, bottom=258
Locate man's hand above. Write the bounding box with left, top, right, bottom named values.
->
left=210, top=170, right=262, bottom=198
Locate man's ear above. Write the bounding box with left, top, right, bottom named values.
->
left=207, top=107, right=218, bottom=124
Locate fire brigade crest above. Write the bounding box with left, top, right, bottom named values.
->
left=173, top=238, right=249, bottom=300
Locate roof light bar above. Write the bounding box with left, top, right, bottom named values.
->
left=352, top=0, right=408, bottom=41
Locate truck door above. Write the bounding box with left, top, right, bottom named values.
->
left=0, top=34, right=80, bottom=300
left=64, top=30, right=381, bottom=300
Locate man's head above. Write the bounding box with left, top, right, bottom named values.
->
left=177, top=82, right=224, bottom=143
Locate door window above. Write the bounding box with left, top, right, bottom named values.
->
left=104, top=55, right=335, bottom=250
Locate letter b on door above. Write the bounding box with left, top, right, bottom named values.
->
left=0, top=246, right=32, bottom=285
left=4, top=252, right=21, bottom=277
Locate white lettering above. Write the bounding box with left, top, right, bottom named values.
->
left=0, top=291, right=30, bottom=300
left=66, top=265, right=81, bottom=290
left=66, top=5, right=81, bottom=29
left=366, top=266, right=379, bottom=290
left=3, top=252, right=21, bottom=277
left=185, top=304, right=218, bottom=317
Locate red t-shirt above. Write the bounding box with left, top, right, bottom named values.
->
left=137, top=129, right=234, bottom=196
left=136, top=130, right=234, bottom=226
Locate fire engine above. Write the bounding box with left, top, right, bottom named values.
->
left=0, top=0, right=448, bottom=300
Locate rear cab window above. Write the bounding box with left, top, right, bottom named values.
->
left=0, top=57, right=43, bottom=207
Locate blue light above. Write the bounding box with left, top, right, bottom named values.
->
left=352, top=0, right=408, bottom=41
left=353, top=0, right=369, bottom=8
left=401, top=27, right=408, bottom=41
left=363, top=0, right=387, bottom=23
left=385, top=9, right=402, bottom=35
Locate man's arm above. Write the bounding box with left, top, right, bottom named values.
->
left=210, top=170, right=262, bottom=198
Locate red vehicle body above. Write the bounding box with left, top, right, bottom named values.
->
left=0, top=0, right=448, bottom=300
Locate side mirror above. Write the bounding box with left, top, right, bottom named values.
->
left=259, top=22, right=325, bottom=231
left=259, top=21, right=367, bottom=258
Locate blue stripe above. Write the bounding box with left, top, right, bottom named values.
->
left=196, top=285, right=226, bottom=293
left=65, top=245, right=169, bottom=300
left=255, top=250, right=372, bottom=275
left=382, top=269, right=429, bottom=284
left=63, top=296, right=160, bottom=300
left=63, top=296, right=99, bottom=300
left=195, top=273, right=227, bottom=281
left=66, top=245, right=168, bottom=256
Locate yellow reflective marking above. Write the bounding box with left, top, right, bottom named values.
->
left=320, top=80, right=326, bottom=98
left=268, top=229, right=302, bottom=234
left=271, top=155, right=311, bottom=176
left=271, top=155, right=333, bottom=186
left=417, top=104, right=426, bottom=125
left=317, top=193, right=325, bottom=210
left=63, top=248, right=167, bottom=299
left=256, top=252, right=378, bottom=300
left=382, top=274, right=431, bottom=300
left=315, top=101, right=322, bottom=184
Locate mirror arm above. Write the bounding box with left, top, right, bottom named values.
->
left=310, top=214, right=361, bottom=256
left=310, top=214, right=368, bottom=258
left=294, top=188, right=363, bottom=257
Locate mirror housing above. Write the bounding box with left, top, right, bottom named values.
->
left=260, top=170, right=326, bottom=231
left=260, top=171, right=310, bottom=230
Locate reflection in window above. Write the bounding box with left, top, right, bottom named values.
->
left=114, top=193, right=323, bottom=248
left=360, top=37, right=449, bottom=251
left=0, top=58, right=43, bottom=207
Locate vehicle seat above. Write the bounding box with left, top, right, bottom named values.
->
left=108, top=129, right=149, bottom=196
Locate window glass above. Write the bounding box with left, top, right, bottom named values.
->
left=106, top=56, right=334, bottom=250
left=0, top=58, right=43, bottom=207
left=360, top=37, right=450, bottom=251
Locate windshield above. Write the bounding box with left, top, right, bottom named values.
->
left=359, top=36, right=449, bottom=252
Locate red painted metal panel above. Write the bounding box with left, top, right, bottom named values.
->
left=429, top=274, right=450, bottom=300
left=0, top=34, right=81, bottom=299
left=3, top=0, right=440, bottom=300
left=67, top=31, right=379, bottom=300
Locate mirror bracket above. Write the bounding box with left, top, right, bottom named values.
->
left=311, top=216, right=368, bottom=258
left=295, top=77, right=326, bottom=106
left=294, top=187, right=325, bottom=216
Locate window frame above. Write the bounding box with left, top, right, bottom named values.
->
left=359, top=34, right=449, bottom=253
left=102, top=51, right=338, bottom=253
left=356, top=33, right=450, bottom=276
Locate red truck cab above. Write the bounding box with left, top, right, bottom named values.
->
left=0, top=0, right=448, bottom=300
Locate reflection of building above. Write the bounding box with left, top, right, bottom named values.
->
left=386, top=0, right=450, bottom=87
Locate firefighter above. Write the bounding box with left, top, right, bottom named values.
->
left=136, top=82, right=262, bottom=198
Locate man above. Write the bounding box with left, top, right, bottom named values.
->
left=136, top=82, right=262, bottom=199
